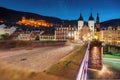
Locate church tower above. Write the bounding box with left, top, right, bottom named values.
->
left=95, top=13, right=101, bottom=31
left=78, top=13, right=84, bottom=30
left=88, top=13, right=94, bottom=31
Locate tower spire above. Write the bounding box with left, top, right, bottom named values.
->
left=95, top=12, right=101, bottom=31
left=78, top=13, right=83, bottom=21
left=89, top=12, right=94, bottom=20
left=96, top=12, right=99, bottom=22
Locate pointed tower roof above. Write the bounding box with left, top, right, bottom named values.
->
left=78, top=13, right=83, bottom=21
left=96, top=13, right=99, bottom=22
left=95, top=12, right=101, bottom=31
left=89, top=13, right=94, bottom=20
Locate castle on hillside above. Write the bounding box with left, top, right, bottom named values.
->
left=16, top=16, right=53, bottom=27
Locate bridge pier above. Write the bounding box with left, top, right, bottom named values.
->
left=88, top=40, right=103, bottom=70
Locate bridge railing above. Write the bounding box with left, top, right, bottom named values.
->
left=75, top=44, right=90, bottom=80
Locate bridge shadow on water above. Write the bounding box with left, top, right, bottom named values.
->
left=87, top=64, right=120, bottom=79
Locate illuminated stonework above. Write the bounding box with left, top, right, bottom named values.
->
left=76, top=25, right=93, bottom=41
left=75, top=13, right=100, bottom=41
left=101, top=26, right=120, bottom=46
left=88, top=41, right=103, bottom=70
left=55, top=27, right=76, bottom=41
left=16, top=16, right=53, bottom=27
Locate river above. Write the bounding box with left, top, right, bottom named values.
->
left=87, top=58, right=120, bottom=79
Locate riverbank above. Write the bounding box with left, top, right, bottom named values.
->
left=103, top=54, right=120, bottom=59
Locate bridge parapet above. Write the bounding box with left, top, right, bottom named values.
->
left=75, top=44, right=90, bottom=80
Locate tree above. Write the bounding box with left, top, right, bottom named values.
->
left=0, top=33, right=9, bottom=40
left=35, top=35, right=40, bottom=41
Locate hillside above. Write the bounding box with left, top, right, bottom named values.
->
left=0, top=7, right=120, bottom=28
left=0, top=7, right=62, bottom=26
left=101, top=19, right=120, bottom=28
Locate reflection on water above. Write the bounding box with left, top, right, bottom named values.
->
left=88, top=64, right=120, bottom=79
left=98, top=65, right=114, bottom=78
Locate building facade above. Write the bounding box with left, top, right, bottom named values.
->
left=54, top=13, right=101, bottom=41
left=0, top=24, right=16, bottom=35
left=39, top=35, right=55, bottom=41
left=55, top=26, right=76, bottom=41
left=101, top=26, right=120, bottom=46
left=75, top=13, right=100, bottom=41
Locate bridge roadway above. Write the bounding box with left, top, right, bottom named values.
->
left=0, top=45, right=74, bottom=72
left=0, top=43, right=88, bottom=80
left=45, top=43, right=88, bottom=80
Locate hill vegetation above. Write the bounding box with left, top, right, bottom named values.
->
left=1, top=7, right=119, bottom=28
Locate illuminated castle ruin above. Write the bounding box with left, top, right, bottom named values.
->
left=16, top=16, right=53, bottom=27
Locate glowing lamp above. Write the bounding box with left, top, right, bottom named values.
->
left=94, top=35, right=98, bottom=40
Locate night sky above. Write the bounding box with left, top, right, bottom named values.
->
left=0, top=0, right=120, bottom=22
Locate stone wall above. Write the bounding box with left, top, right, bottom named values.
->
left=0, top=40, right=66, bottom=50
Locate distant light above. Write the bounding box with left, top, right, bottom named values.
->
left=94, top=35, right=98, bottom=39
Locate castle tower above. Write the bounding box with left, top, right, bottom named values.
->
left=78, top=13, right=84, bottom=30
left=95, top=13, right=101, bottom=31
left=88, top=13, right=94, bottom=31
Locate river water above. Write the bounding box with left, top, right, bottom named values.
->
left=87, top=63, right=120, bottom=79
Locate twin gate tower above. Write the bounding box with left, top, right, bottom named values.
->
left=77, top=12, right=103, bottom=70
